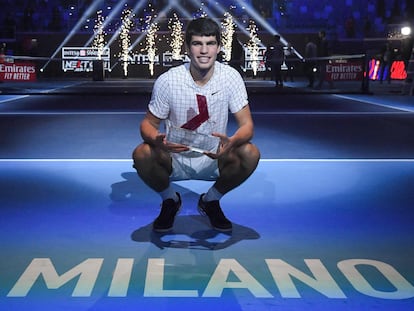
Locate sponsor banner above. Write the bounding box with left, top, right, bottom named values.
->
left=123, top=53, right=162, bottom=66
left=244, top=46, right=267, bottom=72
left=62, top=47, right=110, bottom=72
left=62, top=47, right=110, bottom=59
left=161, top=51, right=187, bottom=66
left=368, top=59, right=407, bottom=80
left=62, top=59, right=111, bottom=72
left=326, top=59, right=364, bottom=81
left=107, top=47, right=266, bottom=72
left=0, top=61, right=37, bottom=82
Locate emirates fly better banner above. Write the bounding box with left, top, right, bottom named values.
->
left=0, top=62, right=37, bottom=82
left=325, top=59, right=364, bottom=81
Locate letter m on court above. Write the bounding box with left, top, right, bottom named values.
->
left=7, top=258, right=103, bottom=297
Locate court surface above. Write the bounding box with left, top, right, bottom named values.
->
left=1, top=80, right=414, bottom=311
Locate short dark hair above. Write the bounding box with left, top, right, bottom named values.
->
left=185, top=17, right=221, bottom=46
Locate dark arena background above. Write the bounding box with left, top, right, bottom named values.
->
left=1, top=1, right=414, bottom=310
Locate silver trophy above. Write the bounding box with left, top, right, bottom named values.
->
left=166, top=124, right=220, bottom=154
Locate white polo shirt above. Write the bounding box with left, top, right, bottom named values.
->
left=149, top=61, right=248, bottom=138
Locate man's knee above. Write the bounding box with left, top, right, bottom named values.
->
left=132, top=144, right=153, bottom=172
left=220, top=143, right=260, bottom=171
left=239, top=143, right=260, bottom=166
left=132, top=143, right=151, bottom=161
left=132, top=143, right=172, bottom=174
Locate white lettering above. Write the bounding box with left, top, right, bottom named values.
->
left=62, top=47, right=110, bottom=60
left=331, top=73, right=340, bottom=80
left=203, top=259, right=273, bottom=298
left=144, top=258, right=198, bottom=297
left=13, top=73, right=30, bottom=80
left=266, top=259, right=346, bottom=298
left=0, top=64, right=35, bottom=73
left=338, top=259, right=414, bottom=299
left=130, top=53, right=160, bottom=65
left=3, top=257, right=413, bottom=300
left=326, top=63, right=363, bottom=73
left=339, top=73, right=357, bottom=79
left=63, top=50, right=80, bottom=57
left=108, top=258, right=134, bottom=297
left=7, top=258, right=103, bottom=297
left=62, top=60, right=94, bottom=72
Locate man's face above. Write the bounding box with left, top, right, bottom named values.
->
left=187, top=35, right=220, bottom=72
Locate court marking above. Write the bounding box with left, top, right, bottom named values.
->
left=0, top=95, right=30, bottom=104
left=0, top=111, right=412, bottom=116
left=252, top=111, right=412, bottom=115
left=0, top=111, right=147, bottom=115
left=0, top=81, right=85, bottom=104
left=334, top=94, right=414, bottom=112
left=1, top=158, right=414, bottom=162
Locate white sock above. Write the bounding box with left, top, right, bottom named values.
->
left=159, top=186, right=178, bottom=202
left=203, top=186, right=223, bottom=202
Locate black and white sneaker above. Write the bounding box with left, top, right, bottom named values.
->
left=198, top=194, right=232, bottom=232
left=153, top=193, right=181, bottom=232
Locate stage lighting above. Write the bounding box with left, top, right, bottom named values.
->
left=40, top=1, right=102, bottom=72
left=401, top=26, right=411, bottom=36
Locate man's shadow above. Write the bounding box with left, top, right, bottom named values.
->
left=131, top=215, right=260, bottom=250
left=108, top=172, right=163, bottom=216
left=109, top=172, right=260, bottom=250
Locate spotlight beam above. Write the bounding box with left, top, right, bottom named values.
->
left=235, top=0, right=303, bottom=59
left=128, top=2, right=176, bottom=52
left=40, top=1, right=103, bottom=71
left=170, top=2, right=193, bottom=20
left=185, top=0, right=263, bottom=45
left=84, top=0, right=129, bottom=48
left=106, top=1, right=147, bottom=49
left=109, top=1, right=151, bottom=71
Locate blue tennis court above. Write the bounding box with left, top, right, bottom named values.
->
left=1, top=80, right=413, bottom=310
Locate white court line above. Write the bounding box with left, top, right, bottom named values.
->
left=0, top=110, right=411, bottom=116
left=0, top=111, right=146, bottom=115
left=39, top=81, right=87, bottom=93
left=252, top=111, right=410, bottom=115
left=334, top=94, right=414, bottom=113
left=0, top=159, right=133, bottom=162
left=0, top=95, right=30, bottom=104
left=259, top=158, right=414, bottom=162
left=1, top=159, right=414, bottom=163
left=0, top=82, right=86, bottom=105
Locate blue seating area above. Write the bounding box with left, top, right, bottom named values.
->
left=1, top=0, right=89, bottom=33
left=1, top=0, right=412, bottom=38
left=280, top=0, right=410, bottom=38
